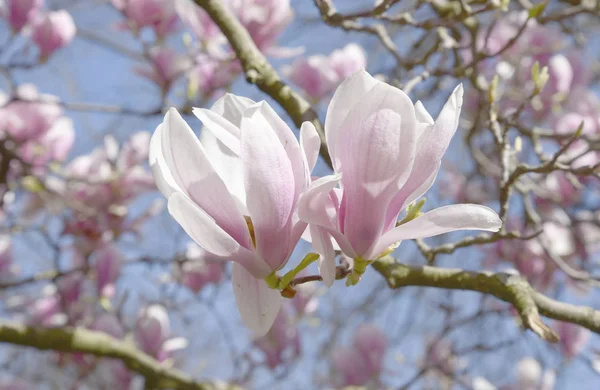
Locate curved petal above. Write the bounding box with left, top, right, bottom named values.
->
left=370, top=204, right=502, bottom=258
left=384, top=85, right=463, bottom=228
left=310, top=225, right=336, bottom=287
left=297, top=174, right=342, bottom=228
left=168, top=192, right=271, bottom=278
left=198, top=124, right=247, bottom=214
left=232, top=263, right=283, bottom=338
left=149, top=123, right=181, bottom=197
left=414, top=100, right=434, bottom=125
left=193, top=107, right=241, bottom=155
left=300, top=226, right=342, bottom=251
left=241, top=103, right=296, bottom=270
left=325, top=70, right=380, bottom=169
left=300, top=121, right=321, bottom=185
left=161, top=108, right=249, bottom=245
left=336, top=82, right=418, bottom=255
left=211, top=93, right=256, bottom=127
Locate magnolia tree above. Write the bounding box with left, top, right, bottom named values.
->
left=0, top=0, right=599, bottom=388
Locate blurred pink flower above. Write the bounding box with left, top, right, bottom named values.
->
left=191, top=55, right=240, bottom=98
left=284, top=43, right=366, bottom=101
left=0, top=85, right=74, bottom=169
left=331, top=324, right=387, bottom=386
left=329, top=43, right=367, bottom=80
left=1, top=0, right=43, bottom=32
left=90, top=313, right=125, bottom=339
left=178, top=243, right=225, bottom=294
left=30, top=10, right=76, bottom=61
left=254, top=308, right=300, bottom=369
left=135, top=304, right=188, bottom=362
left=93, top=245, right=122, bottom=299
left=112, top=0, right=178, bottom=38
left=134, top=46, right=191, bottom=94
left=229, top=0, right=295, bottom=56
left=283, top=55, right=339, bottom=100
left=556, top=321, right=590, bottom=359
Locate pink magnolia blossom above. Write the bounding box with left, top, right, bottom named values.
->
left=93, top=245, right=122, bottom=299
left=112, top=0, right=178, bottom=38
left=329, top=43, right=367, bottom=80
left=254, top=308, right=300, bottom=369
left=0, top=85, right=74, bottom=169
left=555, top=321, right=590, bottom=359
left=134, top=46, right=191, bottom=94
left=284, top=55, right=339, bottom=101
left=229, top=0, right=295, bottom=56
left=177, top=243, right=225, bottom=294
left=331, top=324, right=387, bottom=386
left=175, top=0, right=224, bottom=49
left=191, top=55, right=240, bottom=98
left=30, top=10, right=76, bottom=61
left=0, top=377, right=30, bottom=390
left=58, top=132, right=156, bottom=252
left=284, top=43, right=366, bottom=101
left=298, top=71, right=501, bottom=284
left=150, top=93, right=320, bottom=336
left=135, top=304, right=188, bottom=362
left=1, top=0, right=43, bottom=32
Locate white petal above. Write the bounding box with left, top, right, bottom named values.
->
left=310, top=225, right=336, bottom=287
left=162, top=337, right=189, bottom=352
left=371, top=204, right=501, bottom=258
left=414, top=100, right=434, bottom=125
left=210, top=93, right=256, bottom=127
left=232, top=263, right=282, bottom=338
left=297, top=174, right=342, bottom=228
left=193, top=107, right=241, bottom=155
left=161, top=108, right=249, bottom=244
left=325, top=70, right=380, bottom=169
left=300, top=121, right=321, bottom=184
left=149, top=123, right=181, bottom=197
left=168, top=193, right=270, bottom=277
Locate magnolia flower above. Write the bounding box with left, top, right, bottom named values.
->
left=112, top=0, right=178, bottom=38
left=329, top=43, right=367, bottom=80
left=135, top=304, right=188, bottom=362
left=93, top=245, right=122, bottom=299
left=229, top=0, right=295, bottom=56
left=254, top=308, right=300, bottom=369
left=556, top=321, right=590, bottom=359
left=134, top=46, right=191, bottom=95
left=30, top=10, right=77, bottom=61
left=0, top=84, right=74, bottom=169
left=284, top=43, right=367, bottom=101
left=331, top=324, right=387, bottom=386
left=299, top=71, right=502, bottom=284
left=1, top=0, right=43, bottom=32
left=177, top=243, right=225, bottom=294
left=150, top=93, right=320, bottom=336
left=283, top=55, right=339, bottom=100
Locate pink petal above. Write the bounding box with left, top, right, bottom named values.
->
left=168, top=192, right=271, bottom=278
left=310, top=225, right=336, bottom=287
left=232, top=263, right=283, bottom=338
left=325, top=70, right=380, bottom=170
left=300, top=121, right=320, bottom=185
left=370, top=204, right=502, bottom=259
left=160, top=108, right=249, bottom=245
left=193, top=107, right=242, bottom=155
left=384, top=85, right=463, bottom=229
left=336, top=82, right=418, bottom=255
left=241, top=103, right=298, bottom=270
